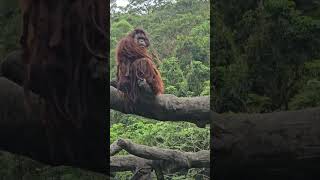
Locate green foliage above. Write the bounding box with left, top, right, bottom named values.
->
left=213, top=0, right=320, bottom=113
left=111, top=119, right=210, bottom=152
left=288, top=59, right=320, bottom=109
left=111, top=0, right=209, bottom=179
left=0, top=0, right=210, bottom=179
left=175, top=21, right=210, bottom=67
left=201, top=80, right=210, bottom=96
left=159, top=57, right=187, bottom=96
left=289, top=79, right=320, bottom=109
left=303, top=59, right=320, bottom=79
left=0, top=0, right=18, bottom=15
left=0, top=8, right=20, bottom=61
left=110, top=0, right=210, bottom=98
left=110, top=116, right=210, bottom=179
left=186, top=61, right=210, bottom=96
left=246, top=93, right=272, bottom=113
left=214, top=60, right=249, bottom=112
left=110, top=19, right=134, bottom=47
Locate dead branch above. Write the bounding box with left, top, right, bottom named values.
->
left=110, top=141, right=122, bottom=156
left=110, top=139, right=210, bottom=178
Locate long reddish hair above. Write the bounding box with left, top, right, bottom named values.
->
left=116, top=28, right=151, bottom=62
left=116, top=28, right=164, bottom=103
left=19, top=0, right=108, bottom=166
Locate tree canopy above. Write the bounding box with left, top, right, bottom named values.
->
left=213, top=0, right=320, bottom=113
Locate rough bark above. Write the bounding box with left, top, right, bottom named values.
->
left=1, top=50, right=210, bottom=127
left=0, top=51, right=210, bottom=176
left=213, top=108, right=320, bottom=179
left=110, top=140, right=122, bottom=156
left=110, top=86, right=210, bottom=127
left=110, top=139, right=209, bottom=179
left=110, top=155, right=154, bottom=180
left=0, top=77, right=108, bottom=174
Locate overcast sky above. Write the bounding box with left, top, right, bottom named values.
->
left=116, top=0, right=129, bottom=7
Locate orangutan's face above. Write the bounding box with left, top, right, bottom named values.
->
left=134, top=33, right=148, bottom=48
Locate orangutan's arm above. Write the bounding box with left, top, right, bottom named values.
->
left=133, top=58, right=163, bottom=95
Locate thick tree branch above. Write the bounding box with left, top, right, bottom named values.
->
left=213, top=107, right=320, bottom=179
left=116, top=139, right=210, bottom=168
left=110, top=141, right=122, bottom=156
left=110, top=139, right=210, bottom=169
left=0, top=77, right=107, bottom=174
left=110, top=155, right=151, bottom=172
left=110, top=86, right=210, bottom=127
left=1, top=50, right=210, bottom=127
left=110, top=139, right=209, bottom=179
left=110, top=155, right=154, bottom=180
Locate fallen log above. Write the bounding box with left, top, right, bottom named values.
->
left=110, top=139, right=210, bottom=179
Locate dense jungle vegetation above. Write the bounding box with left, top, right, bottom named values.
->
left=1, top=0, right=318, bottom=179
left=0, top=0, right=210, bottom=179
left=213, top=0, right=320, bottom=113
left=110, top=0, right=210, bottom=179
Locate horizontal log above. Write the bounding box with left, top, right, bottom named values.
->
left=0, top=77, right=108, bottom=174
left=111, top=155, right=152, bottom=172
left=111, top=139, right=209, bottom=175
left=110, top=86, right=210, bottom=127
left=1, top=50, right=210, bottom=127
left=213, top=108, right=320, bottom=179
